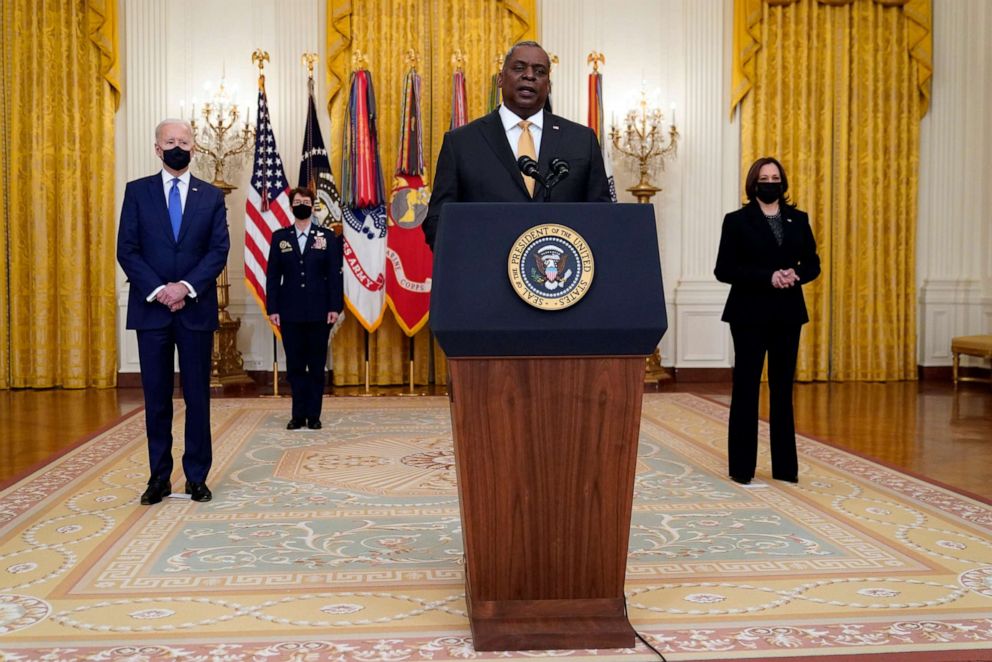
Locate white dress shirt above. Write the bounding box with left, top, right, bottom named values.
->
left=146, top=169, right=197, bottom=301
left=499, top=105, right=543, bottom=160
left=160, top=169, right=191, bottom=211
left=295, top=221, right=312, bottom=253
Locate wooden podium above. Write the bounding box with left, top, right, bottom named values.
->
left=431, top=203, right=667, bottom=651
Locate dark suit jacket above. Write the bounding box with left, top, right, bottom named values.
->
left=422, top=108, right=612, bottom=249
left=265, top=224, right=344, bottom=322
left=714, top=202, right=821, bottom=325
left=117, top=173, right=230, bottom=331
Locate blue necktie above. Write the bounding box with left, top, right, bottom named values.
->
left=168, top=178, right=182, bottom=240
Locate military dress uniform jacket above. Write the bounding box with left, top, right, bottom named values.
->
left=266, top=224, right=344, bottom=321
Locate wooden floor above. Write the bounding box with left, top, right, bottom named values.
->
left=1, top=381, right=990, bottom=500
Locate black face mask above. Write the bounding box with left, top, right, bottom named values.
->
left=754, top=182, right=784, bottom=204
left=161, top=146, right=192, bottom=171
left=291, top=204, right=313, bottom=220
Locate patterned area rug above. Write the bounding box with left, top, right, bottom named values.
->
left=0, top=394, right=990, bottom=661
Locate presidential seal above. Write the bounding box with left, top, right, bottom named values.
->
left=508, top=224, right=594, bottom=310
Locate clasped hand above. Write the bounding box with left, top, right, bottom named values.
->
left=771, top=268, right=799, bottom=289
left=156, top=282, right=189, bottom=312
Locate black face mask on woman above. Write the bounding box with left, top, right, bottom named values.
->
left=754, top=182, right=784, bottom=204
left=291, top=204, right=313, bottom=220
left=161, top=146, right=192, bottom=171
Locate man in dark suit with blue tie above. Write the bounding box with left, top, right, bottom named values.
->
left=422, top=41, right=612, bottom=250
left=117, top=119, right=230, bottom=505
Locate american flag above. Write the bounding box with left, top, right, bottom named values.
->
left=244, top=86, right=292, bottom=320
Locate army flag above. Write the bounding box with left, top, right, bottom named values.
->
left=340, top=69, right=388, bottom=332
left=386, top=66, right=432, bottom=336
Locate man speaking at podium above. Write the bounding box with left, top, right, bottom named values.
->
left=423, top=41, right=612, bottom=251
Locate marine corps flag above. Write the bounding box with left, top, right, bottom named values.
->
left=340, top=67, right=388, bottom=332
left=386, top=64, right=432, bottom=336
left=587, top=54, right=617, bottom=202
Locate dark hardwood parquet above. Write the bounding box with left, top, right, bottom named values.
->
left=1, top=381, right=989, bottom=499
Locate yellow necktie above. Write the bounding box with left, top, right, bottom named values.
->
left=517, top=120, right=537, bottom=196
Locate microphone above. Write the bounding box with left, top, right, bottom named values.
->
left=517, top=155, right=546, bottom=186
left=542, top=158, right=570, bottom=200
left=548, top=158, right=569, bottom=182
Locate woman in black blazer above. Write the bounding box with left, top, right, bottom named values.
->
left=714, top=157, right=820, bottom=485
left=266, top=187, right=344, bottom=431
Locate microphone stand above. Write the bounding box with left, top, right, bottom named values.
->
left=542, top=167, right=568, bottom=201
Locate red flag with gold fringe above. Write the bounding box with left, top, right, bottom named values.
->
left=386, top=64, right=432, bottom=336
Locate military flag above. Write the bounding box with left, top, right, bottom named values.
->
left=340, top=68, right=388, bottom=332
left=588, top=57, right=617, bottom=202
left=487, top=53, right=501, bottom=113
left=386, top=64, right=432, bottom=336
left=450, top=58, right=468, bottom=130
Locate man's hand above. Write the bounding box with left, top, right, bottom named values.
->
left=269, top=313, right=281, bottom=327
left=327, top=311, right=339, bottom=324
left=169, top=300, right=186, bottom=312
left=156, top=282, right=190, bottom=306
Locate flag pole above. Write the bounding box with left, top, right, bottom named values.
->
left=364, top=329, right=370, bottom=394
left=398, top=334, right=423, bottom=396
left=260, top=332, right=281, bottom=399
left=271, top=333, right=280, bottom=396
left=407, top=335, right=415, bottom=394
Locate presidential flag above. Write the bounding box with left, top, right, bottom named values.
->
left=386, top=65, right=432, bottom=336
left=588, top=67, right=617, bottom=202
left=300, top=75, right=349, bottom=336
left=299, top=77, right=345, bottom=229
left=245, top=78, right=293, bottom=323
left=340, top=68, right=388, bottom=332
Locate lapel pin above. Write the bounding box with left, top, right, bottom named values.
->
left=192, top=187, right=198, bottom=192
left=553, top=125, right=560, bottom=131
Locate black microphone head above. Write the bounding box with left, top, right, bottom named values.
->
left=549, top=158, right=570, bottom=180
left=517, top=155, right=540, bottom=177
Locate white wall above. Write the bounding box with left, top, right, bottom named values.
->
left=917, top=0, right=992, bottom=367
left=115, top=0, right=991, bottom=375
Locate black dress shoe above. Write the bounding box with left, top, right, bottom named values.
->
left=286, top=418, right=305, bottom=430
left=185, top=482, right=212, bottom=502
left=774, top=475, right=799, bottom=484
left=730, top=475, right=752, bottom=485
left=140, top=480, right=172, bottom=505
left=307, top=419, right=322, bottom=430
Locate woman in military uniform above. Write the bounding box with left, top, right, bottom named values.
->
left=266, top=187, right=344, bottom=430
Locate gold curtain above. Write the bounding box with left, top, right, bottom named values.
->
left=0, top=0, right=121, bottom=389
left=326, top=0, right=536, bottom=385
left=732, top=0, right=930, bottom=381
